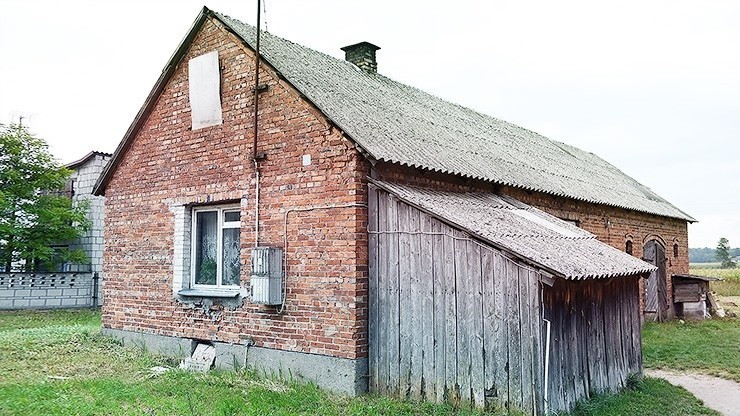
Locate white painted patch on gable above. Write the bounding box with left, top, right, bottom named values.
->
left=189, top=51, right=223, bottom=130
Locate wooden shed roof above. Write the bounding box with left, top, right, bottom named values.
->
left=372, top=179, right=657, bottom=280
left=672, top=274, right=721, bottom=282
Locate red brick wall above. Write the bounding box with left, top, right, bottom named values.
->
left=103, top=17, right=370, bottom=359
left=374, top=163, right=689, bottom=315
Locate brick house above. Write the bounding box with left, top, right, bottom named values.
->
left=93, top=7, right=693, bottom=413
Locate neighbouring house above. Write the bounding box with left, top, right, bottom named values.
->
left=0, top=151, right=110, bottom=309
left=92, top=7, right=693, bottom=414
left=63, top=151, right=111, bottom=276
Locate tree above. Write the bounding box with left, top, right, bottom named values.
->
left=715, top=237, right=736, bottom=269
left=0, top=124, right=90, bottom=272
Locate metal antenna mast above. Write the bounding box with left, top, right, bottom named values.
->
left=252, top=0, right=262, bottom=162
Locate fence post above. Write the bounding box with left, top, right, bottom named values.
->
left=92, top=272, right=99, bottom=308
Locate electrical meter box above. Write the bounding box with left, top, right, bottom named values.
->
left=250, top=247, right=283, bottom=305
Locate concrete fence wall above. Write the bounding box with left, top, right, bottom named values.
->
left=0, top=272, right=100, bottom=310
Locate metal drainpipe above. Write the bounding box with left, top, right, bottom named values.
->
left=254, top=164, right=260, bottom=247
left=543, top=317, right=551, bottom=414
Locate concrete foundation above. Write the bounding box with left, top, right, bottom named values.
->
left=102, top=328, right=368, bottom=395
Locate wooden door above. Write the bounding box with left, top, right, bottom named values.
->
left=643, top=240, right=667, bottom=321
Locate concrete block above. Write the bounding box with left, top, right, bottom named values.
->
left=29, top=299, right=46, bottom=307
left=102, top=328, right=193, bottom=357
left=14, top=289, right=31, bottom=297
left=246, top=345, right=368, bottom=395
left=0, top=299, right=14, bottom=309
left=61, top=298, right=78, bottom=306
left=47, top=289, right=63, bottom=297
left=0, top=289, right=15, bottom=298
left=31, top=289, right=48, bottom=297
left=13, top=299, right=30, bottom=307
left=214, top=342, right=247, bottom=370
left=45, top=298, right=62, bottom=307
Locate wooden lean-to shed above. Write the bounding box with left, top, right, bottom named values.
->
left=671, top=274, right=720, bottom=320
left=367, top=181, right=656, bottom=414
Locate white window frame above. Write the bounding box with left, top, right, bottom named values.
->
left=190, top=205, right=241, bottom=289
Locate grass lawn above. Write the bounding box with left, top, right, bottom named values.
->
left=643, top=318, right=740, bottom=382
left=0, top=309, right=494, bottom=416
left=0, top=309, right=720, bottom=415
left=566, top=377, right=717, bottom=416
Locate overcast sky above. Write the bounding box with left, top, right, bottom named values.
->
left=1, top=0, right=738, bottom=248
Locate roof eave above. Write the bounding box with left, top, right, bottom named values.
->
left=379, top=159, right=696, bottom=223
left=566, top=265, right=657, bottom=281
left=65, top=151, right=112, bottom=170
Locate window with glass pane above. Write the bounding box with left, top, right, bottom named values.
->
left=221, top=210, right=240, bottom=286
left=191, top=206, right=241, bottom=287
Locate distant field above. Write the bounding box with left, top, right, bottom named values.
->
left=689, top=262, right=721, bottom=269
left=689, top=266, right=740, bottom=297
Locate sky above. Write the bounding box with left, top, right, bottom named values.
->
left=0, top=0, right=738, bottom=248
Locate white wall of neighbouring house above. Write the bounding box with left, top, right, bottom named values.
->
left=67, top=154, right=110, bottom=279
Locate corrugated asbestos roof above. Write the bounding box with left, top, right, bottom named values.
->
left=65, top=151, right=112, bottom=170
left=672, top=274, right=721, bottom=282
left=371, top=179, right=657, bottom=280
left=215, top=11, right=694, bottom=222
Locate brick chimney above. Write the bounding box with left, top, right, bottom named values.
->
left=340, top=42, right=381, bottom=73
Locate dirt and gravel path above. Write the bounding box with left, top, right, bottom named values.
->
left=646, top=369, right=740, bottom=416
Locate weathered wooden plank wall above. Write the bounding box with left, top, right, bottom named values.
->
left=368, top=188, right=544, bottom=414
left=368, top=187, right=643, bottom=415
left=541, top=276, right=642, bottom=413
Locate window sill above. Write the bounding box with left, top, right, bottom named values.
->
left=177, top=288, right=240, bottom=298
